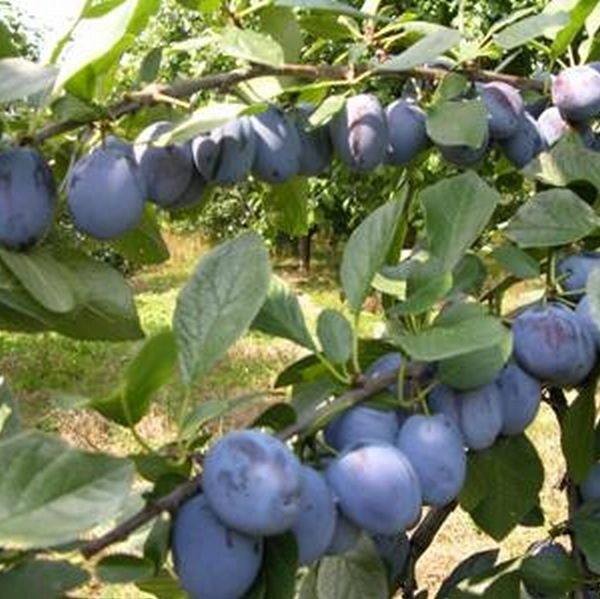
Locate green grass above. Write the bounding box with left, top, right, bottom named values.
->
left=0, top=232, right=571, bottom=597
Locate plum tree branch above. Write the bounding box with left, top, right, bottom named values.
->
left=33, top=62, right=544, bottom=144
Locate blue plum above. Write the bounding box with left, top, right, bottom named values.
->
left=575, top=296, right=600, bottom=349
left=172, top=494, right=263, bottom=599
left=495, top=361, right=541, bottom=436
left=427, top=384, right=462, bottom=438
left=580, top=463, right=600, bottom=503
left=478, top=81, right=524, bottom=139
left=292, top=466, right=336, bottom=565
left=437, top=128, right=490, bottom=168
left=324, top=405, right=401, bottom=452
left=202, top=429, right=302, bottom=535
left=330, top=94, right=388, bottom=171
left=512, top=303, right=596, bottom=386
left=67, top=146, right=146, bottom=239
left=325, top=508, right=361, bottom=555
left=325, top=443, right=422, bottom=535
left=294, top=104, right=333, bottom=176
left=364, top=352, right=404, bottom=393
left=385, top=100, right=429, bottom=165
left=134, top=121, right=194, bottom=207
left=0, top=147, right=56, bottom=250
left=537, top=106, right=595, bottom=148
left=458, top=383, right=503, bottom=451
left=104, top=135, right=134, bottom=158
left=552, top=65, right=600, bottom=122
left=556, top=251, right=600, bottom=296
left=192, top=116, right=256, bottom=184
left=250, top=107, right=301, bottom=183
left=500, top=113, right=546, bottom=168
left=396, top=414, right=466, bottom=506
left=168, top=167, right=208, bottom=211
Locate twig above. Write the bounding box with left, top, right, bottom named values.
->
left=33, top=62, right=544, bottom=144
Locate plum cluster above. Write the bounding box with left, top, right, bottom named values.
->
left=3, top=63, right=600, bottom=250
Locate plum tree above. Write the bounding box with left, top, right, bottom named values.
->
left=580, top=463, right=600, bottom=502
left=249, top=106, right=301, bottom=183
left=134, top=122, right=194, bottom=206
left=291, top=466, right=337, bottom=565
left=325, top=508, right=361, bottom=555
left=202, top=429, right=302, bottom=535
left=294, top=105, right=333, bottom=176
left=172, top=494, right=263, bottom=599
left=495, top=362, right=541, bottom=436
left=67, top=144, right=146, bottom=239
left=500, top=112, right=546, bottom=168
left=478, top=81, right=524, bottom=139
left=325, top=442, right=422, bottom=535
left=330, top=94, right=388, bottom=171
left=458, top=383, right=504, bottom=451
left=512, top=303, right=596, bottom=386
left=556, top=251, right=600, bottom=296
left=0, top=148, right=56, bottom=250
left=192, top=117, right=257, bottom=184
left=396, top=414, right=466, bottom=506
left=385, top=100, right=429, bottom=165
left=551, top=65, right=600, bottom=121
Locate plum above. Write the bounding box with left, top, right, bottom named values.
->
left=495, top=361, right=541, bottom=436
left=294, top=104, right=333, bottom=176
left=371, top=531, right=410, bottom=585
left=172, top=494, right=263, bottom=599
left=478, top=81, right=524, bottom=139
left=104, top=135, right=134, bottom=158
left=292, top=466, right=336, bottom=565
left=427, top=384, right=462, bottom=438
left=500, top=112, right=546, bottom=168
left=437, top=128, right=489, bottom=168
left=458, top=383, right=504, bottom=451
left=250, top=107, right=301, bottom=183
left=396, top=414, right=466, bottom=506
left=168, top=168, right=208, bottom=211
left=523, top=540, right=571, bottom=599
left=67, top=145, right=145, bottom=239
left=202, top=429, right=302, bottom=535
left=134, top=121, right=194, bottom=207
left=575, top=296, right=600, bottom=349
left=325, top=442, right=422, bottom=535
left=580, top=463, right=600, bottom=502
left=537, top=106, right=595, bottom=148
left=365, top=352, right=404, bottom=395
left=325, top=508, right=361, bottom=555
left=324, top=405, right=401, bottom=452
left=385, top=100, right=429, bottom=165
left=556, top=251, right=600, bottom=297
left=330, top=94, right=388, bottom=171
left=512, top=303, right=596, bottom=386
left=192, top=116, right=256, bottom=184
left=0, top=147, right=56, bottom=250
left=552, top=65, right=600, bottom=121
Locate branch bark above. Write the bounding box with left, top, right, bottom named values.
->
left=34, top=62, right=544, bottom=144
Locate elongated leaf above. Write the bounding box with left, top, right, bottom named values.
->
left=309, top=94, right=346, bottom=127
left=0, top=58, right=56, bottom=103
left=505, top=189, right=600, bottom=248
left=491, top=244, right=540, bottom=279
left=377, top=28, right=461, bottom=71
left=259, top=6, right=302, bottom=63
left=520, top=551, right=582, bottom=596
left=422, top=172, right=501, bottom=271
left=549, top=0, right=598, bottom=57
left=97, top=554, right=155, bottom=583
left=0, top=431, right=134, bottom=549
left=136, top=569, right=187, bottom=599
left=436, top=550, right=500, bottom=599
left=317, top=309, right=353, bottom=364
left=494, top=12, right=569, bottom=49
left=274, top=0, right=377, bottom=19
left=251, top=276, right=315, bottom=350
left=220, top=26, right=284, bottom=66
left=174, top=232, right=271, bottom=385
left=572, top=513, right=600, bottom=573
left=341, top=198, right=405, bottom=313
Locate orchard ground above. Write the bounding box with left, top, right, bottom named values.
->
left=1, top=231, right=568, bottom=598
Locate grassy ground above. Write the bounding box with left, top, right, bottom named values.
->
left=0, top=232, right=568, bottom=597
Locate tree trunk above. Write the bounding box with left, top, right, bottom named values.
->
left=298, top=234, right=311, bottom=273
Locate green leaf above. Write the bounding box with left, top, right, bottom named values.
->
left=263, top=177, right=310, bottom=236
left=143, top=514, right=171, bottom=572
left=55, top=0, right=160, bottom=98
left=92, top=330, right=178, bottom=426
left=459, top=435, right=544, bottom=541
left=451, top=566, right=522, bottom=598
left=561, top=384, right=596, bottom=483
left=572, top=513, right=600, bottom=573
left=220, top=26, right=284, bottom=67
left=426, top=99, right=488, bottom=149
left=317, top=309, right=353, bottom=364
left=252, top=403, right=297, bottom=432
left=432, top=72, right=469, bottom=103
left=504, top=189, right=600, bottom=248
left=309, top=94, right=347, bottom=127
left=51, top=94, right=105, bottom=122
left=97, top=554, right=155, bottom=583
left=112, top=204, right=170, bottom=266
left=259, top=7, right=302, bottom=63
left=422, top=172, right=500, bottom=272
left=396, top=259, right=453, bottom=315
left=138, top=47, right=162, bottom=83
left=520, top=551, right=582, bottom=596
left=0, top=248, right=77, bottom=313
left=136, top=569, right=187, bottom=599
left=0, top=378, right=20, bottom=440
left=493, top=11, right=569, bottom=49
left=298, top=13, right=357, bottom=41
left=251, top=275, right=316, bottom=350
left=491, top=244, right=540, bottom=279
left=0, top=559, right=89, bottom=599
left=0, top=431, right=134, bottom=549
left=377, top=28, right=461, bottom=71
left=436, top=550, right=500, bottom=599
left=549, top=0, right=598, bottom=57
left=274, top=0, right=377, bottom=19
left=314, top=535, right=389, bottom=599
left=176, top=0, right=220, bottom=11
left=0, top=58, right=56, bottom=104
left=174, top=232, right=271, bottom=385
left=341, top=198, right=406, bottom=313
left=451, top=253, right=487, bottom=296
